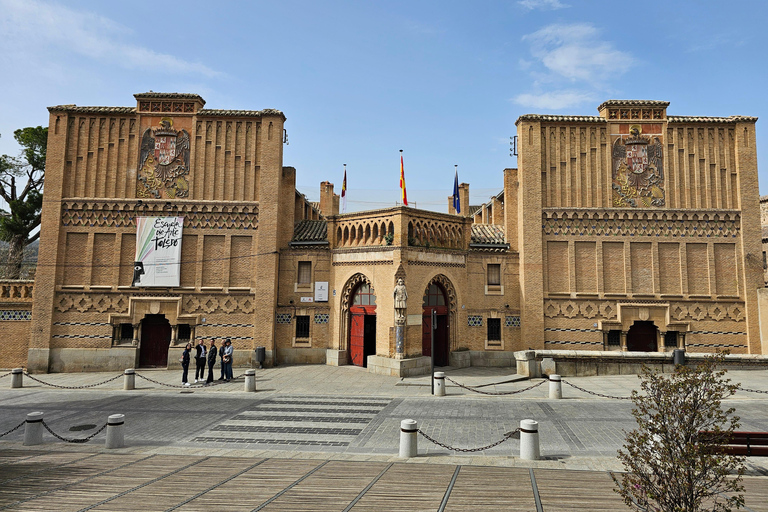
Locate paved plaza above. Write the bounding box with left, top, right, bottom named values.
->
left=1, top=365, right=767, bottom=510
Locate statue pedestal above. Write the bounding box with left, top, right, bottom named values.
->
left=395, top=324, right=405, bottom=357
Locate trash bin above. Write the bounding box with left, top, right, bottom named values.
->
left=673, top=348, right=685, bottom=366
left=255, top=346, right=266, bottom=369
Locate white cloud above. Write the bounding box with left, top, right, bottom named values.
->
left=518, top=0, right=569, bottom=10
left=513, top=90, right=594, bottom=110
left=0, top=0, right=220, bottom=77
left=513, top=23, right=633, bottom=110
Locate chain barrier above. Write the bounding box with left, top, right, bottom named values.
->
left=417, top=427, right=522, bottom=453
left=561, top=379, right=633, bottom=400
left=0, top=371, right=13, bottom=379
left=443, top=376, right=546, bottom=396
left=41, top=420, right=108, bottom=443
left=0, top=421, right=25, bottom=438
left=135, top=372, right=245, bottom=389
left=22, top=372, right=123, bottom=390
left=737, top=386, right=768, bottom=395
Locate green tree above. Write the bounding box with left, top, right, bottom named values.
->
left=0, top=126, right=46, bottom=279
left=614, top=354, right=745, bottom=512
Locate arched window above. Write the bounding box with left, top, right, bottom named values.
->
left=353, top=284, right=377, bottom=306
left=422, top=283, right=446, bottom=306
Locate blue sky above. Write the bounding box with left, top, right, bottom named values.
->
left=1, top=0, right=766, bottom=212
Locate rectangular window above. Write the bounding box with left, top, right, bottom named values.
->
left=665, top=331, right=678, bottom=348
left=178, top=324, right=191, bottom=342
left=119, top=323, right=133, bottom=344
left=487, top=318, right=501, bottom=341
left=298, top=261, right=311, bottom=285
left=487, top=264, right=501, bottom=286
left=607, top=330, right=621, bottom=346
left=296, top=315, right=310, bottom=338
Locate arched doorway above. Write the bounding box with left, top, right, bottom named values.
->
left=626, top=321, right=658, bottom=352
left=139, top=314, right=171, bottom=367
left=349, top=283, right=376, bottom=367
left=423, top=282, right=449, bottom=366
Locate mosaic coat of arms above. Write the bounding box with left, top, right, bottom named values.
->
left=612, top=125, right=664, bottom=207
left=137, top=118, right=190, bottom=198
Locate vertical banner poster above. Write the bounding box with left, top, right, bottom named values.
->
left=133, top=217, right=184, bottom=287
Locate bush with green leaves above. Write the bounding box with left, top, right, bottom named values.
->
left=614, top=354, right=745, bottom=512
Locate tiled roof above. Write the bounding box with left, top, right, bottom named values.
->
left=469, top=205, right=482, bottom=216
left=197, top=108, right=285, bottom=118
left=668, top=115, right=758, bottom=124
left=516, top=114, right=604, bottom=124
left=470, top=224, right=506, bottom=245
left=133, top=92, right=206, bottom=104
left=47, top=105, right=136, bottom=114
left=292, top=220, right=328, bottom=243
left=597, top=100, right=670, bottom=110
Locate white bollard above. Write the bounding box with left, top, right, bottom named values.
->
left=123, top=369, right=135, bottom=390
left=520, top=419, right=540, bottom=460
left=399, top=419, right=418, bottom=458
left=23, top=412, right=44, bottom=446
left=433, top=372, right=445, bottom=397
left=244, top=369, right=256, bottom=392
left=549, top=374, right=562, bottom=399
left=105, top=414, right=125, bottom=449
left=11, top=368, right=23, bottom=388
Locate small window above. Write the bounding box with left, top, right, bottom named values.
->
left=178, top=324, right=191, bottom=342
left=487, top=264, right=501, bottom=286
left=119, top=323, right=133, bottom=343
left=665, top=331, right=678, bottom=348
left=607, top=330, right=621, bottom=346
left=298, top=261, right=311, bottom=285
left=487, top=318, right=501, bottom=341
left=296, top=315, right=310, bottom=338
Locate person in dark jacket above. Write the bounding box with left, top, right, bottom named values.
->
left=181, top=343, right=192, bottom=386
left=218, top=339, right=227, bottom=380
left=194, top=339, right=207, bottom=383
left=206, top=339, right=218, bottom=385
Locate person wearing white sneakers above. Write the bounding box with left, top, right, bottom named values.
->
left=181, top=343, right=192, bottom=386
left=194, top=339, right=207, bottom=383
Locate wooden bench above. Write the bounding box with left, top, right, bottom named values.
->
left=699, top=431, right=768, bottom=456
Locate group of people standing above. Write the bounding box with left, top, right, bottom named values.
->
left=180, top=338, right=234, bottom=386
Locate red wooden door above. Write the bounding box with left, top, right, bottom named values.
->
left=422, top=306, right=448, bottom=366
left=349, top=312, right=365, bottom=367
left=139, top=315, right=171, bottom=367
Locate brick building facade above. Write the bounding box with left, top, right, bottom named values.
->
left=4, top=94, right=764, bottom=373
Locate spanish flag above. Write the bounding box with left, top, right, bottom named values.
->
left=399, top=150, right=408, bottom=206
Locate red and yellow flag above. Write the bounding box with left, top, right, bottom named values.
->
left=399, top=150, right=408, bottom=206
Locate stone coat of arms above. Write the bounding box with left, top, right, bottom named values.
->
left=137, top=118, right=190, bottom=199
left=612, top=125, right=664, bottom=207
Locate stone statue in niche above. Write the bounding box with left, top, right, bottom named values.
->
left=137, top=117, right=191, bottom=199
left=611, top=125, right=665, bottom=208
left=394, top=278, right=407, bottom=324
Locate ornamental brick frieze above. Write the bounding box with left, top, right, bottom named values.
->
left=544, top=298, right=745, bottom=323
left=542, top=209, right=739, bottom=238
left=0, top=281, right=34, bottom=302
left=182, top=295, right=255, bottom=315
left=56, top=294, right=130, bottom=314
left=61, top=201, right=258, bottom=230
left=55, top=293, right=256, bottom=316
left=332, top=260, right=393, bottom=266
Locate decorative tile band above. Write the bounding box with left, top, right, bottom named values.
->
left=197, top=323, right=255, bottom=329
left=545, top=327, right=602, bottom=333
left=686, top=342, right=745, bottom=348
left=314, top=314, right=329, bottom=324
left=0, top=310, right=32, bottom=321
left=195, top=335, right=253, bottom=342
left=544, top=340, right=603, bottom=346
left=467, top=315, right=483, bottom=327
left=505, top=316, right=521, bottom=327
left=687, top=330, right=746, bottom=336
left=52, top=334, right=111, bottom=339
left=276, top=313, right=292, bottom=324
left=54, top=321, right=111, bottom=326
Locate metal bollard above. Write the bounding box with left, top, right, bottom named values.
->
left=23, top=412, right=44, bottom=446
left=11, top=368, right=23, bottom=388
left=549, top=374, right=562, bottom=399
left=123, top=369, right=135, bottom=390
left=399, top=419, right=418, bottom=458
left=244, top=369, right=256, bottom=392
left=520, top=419, right=540, bottom=460
left=433, top=372, right=445, bottom=397
left=105, top=414, right=125, bottom=449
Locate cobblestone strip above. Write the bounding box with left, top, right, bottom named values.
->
left=163, top=459, right=267, bottom=512
left=22, top=372, right=123, bottom=389
left=42, top=420, right=107, bottom=443
left=444, top=377, right=546, bottom=396
left=0, top=454, right=157, bottom=511
left=0, top=453, right=100, bottom=485
left=561, top=379, right=633, bottom=400
left=341, top=462, right=394, bottom=512
left=250, top=460, right=330, bottom=512
left=75, top=456, right=210, bottom=512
